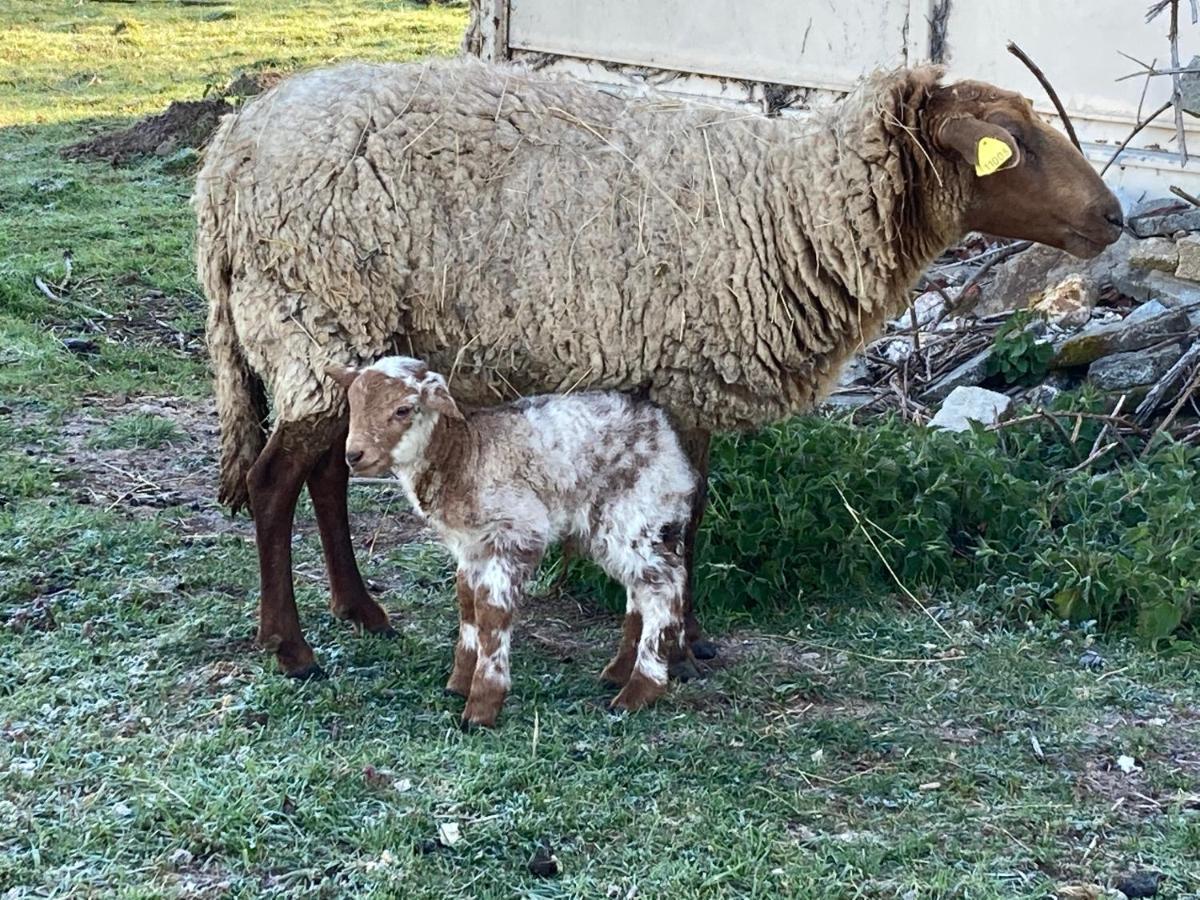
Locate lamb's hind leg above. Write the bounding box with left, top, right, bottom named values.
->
left=610, top=572, right=684, bottom=712
left=246, top=417, right=335, bottom=679
left=307, top=423, right=393, bottom=636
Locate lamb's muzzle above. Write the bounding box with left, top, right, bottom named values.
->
left=336, top=356, right=699, bottom=728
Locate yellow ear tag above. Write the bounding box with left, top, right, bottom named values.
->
left=975, top=136, right=1014, bottom=176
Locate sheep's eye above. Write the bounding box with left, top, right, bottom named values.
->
left=394, top=405, right=413, bottom=419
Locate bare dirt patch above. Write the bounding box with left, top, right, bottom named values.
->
left=61, top=97, right=232, bottom=164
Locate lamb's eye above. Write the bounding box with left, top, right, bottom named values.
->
left=394, top=405, right=413, bottom=419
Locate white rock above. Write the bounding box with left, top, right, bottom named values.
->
left=929, top=386, right=1013, bottom=432
left=438, top=821, right=461, bottom=846
left=883, top=339, right=913, bottom=364
left=891, top=290, right=947, bottom=330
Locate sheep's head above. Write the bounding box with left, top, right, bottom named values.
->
left=927, top=81, right=1123, bottom=258
left=327, top=356, right=463, bottom=477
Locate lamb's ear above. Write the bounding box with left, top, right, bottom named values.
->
left=420, top=373, right=463, bottom=421
left=326, top=364, right=360, bottom=391
left=936, top=117, right=1022, bottom=177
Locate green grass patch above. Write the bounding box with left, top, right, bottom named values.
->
left=88, top=412, right=186, bottom=450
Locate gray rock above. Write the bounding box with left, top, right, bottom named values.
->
left=1053, top=306, right=1190, bottom=368
left=1025, top=383, right=1061, bottom=409
left=921, top=349, right=992, bottom=402
left=1126, top=197, right=1186, bottom=220
left=1129, top=236, right=1178, bottom=273
left=929, top=386, right=1012, bottom=432
left=1176, top=233, right=1200, bottom=281
left=836, top=355, right=870, bottom=388
left=1130, top=206, right=1200, bottom=238
left=1180, top=53, right=1200, bottom=117
left=1088, top=342, right=1183, bottom=391
left=1111, top=268, right=1200, bottom=309
left=821, top=390, right=874, bottom=412
left=1122, top=299, right=1168, bottom=325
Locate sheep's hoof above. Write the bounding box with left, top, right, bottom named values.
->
left=285, top=661, right=327, bottom=681
left=368, top=625, right=399, bottom=639
left=690, top=639, right=718, bottom=661
left=668, top=657, right=701, bottom=682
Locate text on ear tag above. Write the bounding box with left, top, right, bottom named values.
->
left=975, top=136, right=1014, bottom=176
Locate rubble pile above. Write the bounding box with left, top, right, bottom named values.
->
left=831, top=197, right=1200, bottom=436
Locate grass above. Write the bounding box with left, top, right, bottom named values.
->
left=1, top=3, right=1198, bottom=897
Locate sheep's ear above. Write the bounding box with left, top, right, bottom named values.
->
left=936, top=117, right=1022, bottom=177
left=326, top=364, right=360, bottom=391
left=420, top=374, right=463, bottom=421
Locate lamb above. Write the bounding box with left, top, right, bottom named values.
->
left=328, top=356, right=698, bottom=727
left=196, top=57, right=1123, bottom=679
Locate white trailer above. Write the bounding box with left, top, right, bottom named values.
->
left=464, top=0, right=1200, bottom=204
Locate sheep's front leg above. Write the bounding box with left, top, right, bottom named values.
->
left=307, top=425, right=394, bottom=636
left=445, top=569, right=478, bottom=697
left=461, top=558, right=522, bottom=729
left=610, top=574, right=685, bottom=713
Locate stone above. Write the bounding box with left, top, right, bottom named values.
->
left=1087, top=342, right=1183, bottom=391
left=836, top=355, right=870, bottom=388
left=1126, top=197, right=1186, bottom=220
left=1112, top=870, right=1164, bottom=898
left=929, top=386, right=1012, bottom=432
left=882, top=339, right=912, bottom=364
left=921, top=348, right=992, bottom=402
left=1176, top=233, right=1200, bottom=281
left=1112, top=268, right=1200, bottom=309
left=821, top=390, right=874, bottom=412
left=1180, top=53, right=1200, bottom=117
left=1128, top=236, right=1178, bottom=273
left=973, top=234, right=1137, bottom=317
left=891, top=290, right=945, bottom=330
left=1052, top=306, right=1190, bottom=368
left=1130, top=206, right=1200, bottom=238
left=1122, top=299, right=1168, bottom=326
left=1029, top=274, right=1096, bottom=328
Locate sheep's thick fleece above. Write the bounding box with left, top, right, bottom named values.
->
left=198, top=59, right=964, bottom=497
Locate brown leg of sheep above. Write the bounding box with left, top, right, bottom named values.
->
left=307, top=426, right=394, bottom=636
left=246, top=418, right=333, bottom=679
left=677, top=428, right=717, bottom=669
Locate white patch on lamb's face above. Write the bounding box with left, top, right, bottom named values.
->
left=388, top=409, right=438, bottom=471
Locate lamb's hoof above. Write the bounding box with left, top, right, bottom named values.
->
left=368, top=625, right=399, bottom=639
left=609, top=677, right=665, bottom=713
left=285, top=662, right=327, bottom=681
left=690, top=639, right=718, bottom=661
left=668, top=657, right=701, bottom=682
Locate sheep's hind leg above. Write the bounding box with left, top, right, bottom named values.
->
left=676, top=428, right=718, bottom=674
left=246, top=417, right=334, bottom=679
left=307, top=424, right=393, bottom=637
left=610, top=576, right=683, bottom=713
left=445, top=569, right=478, bottom=697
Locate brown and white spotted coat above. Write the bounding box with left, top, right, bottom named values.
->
left=329, top=356, right=699, bottom=728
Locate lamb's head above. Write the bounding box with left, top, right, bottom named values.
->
left=327, top=356, right=463, bottom=477
left=926, top=80, right=1123, bottom=259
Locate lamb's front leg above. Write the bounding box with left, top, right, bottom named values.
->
left=445, top=569, right=477, bottom=697
left=461, top=557, right=521, bottom=729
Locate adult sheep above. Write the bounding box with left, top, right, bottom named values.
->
left=197, top=58, right=1123, bottom=679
